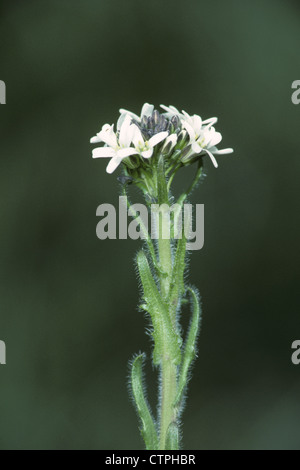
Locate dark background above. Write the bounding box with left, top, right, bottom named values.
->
left=0, top=0, right=299, bottom=450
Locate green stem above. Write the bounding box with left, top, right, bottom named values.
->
left=156, top=156, right=179, bottom=450
left=157, top=227, right=172, bottom=298
left=158, top=229, right=178, bottom=450
left=156, top=156, right=173, bottom=298
left=160, top=359, right=178, bottom=449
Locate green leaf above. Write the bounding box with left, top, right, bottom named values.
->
left=165, top=422, right=180, bottom=450
left=174, top=286, right=201, bottom=408
left=130, top=354, right=159, bottom=450
left=137, top=251, right=181, bottom=365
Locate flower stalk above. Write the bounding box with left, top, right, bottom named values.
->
left=91, top=103, right=233, bottom=450
left=156, top=158, right=179, bottom=449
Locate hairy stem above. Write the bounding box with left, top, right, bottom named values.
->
left=160, top=358, right=178, bottom=449
left=156, top=158, right=179, bottom=450
left=158, top=228, right=178, bottom=450
left=130, top=155, right=200, bottom=450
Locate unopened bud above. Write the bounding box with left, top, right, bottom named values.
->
left=180, top=145, right=194, bottom=163
left=177, top=129, right=188, bottom=147
left=147, top=116, right=154, bottom=129
left=152, top=109, right=160, bottom=126
left=161, top=134, right=178, bottom=156
left=141, top=115, right=148, bottom=127
left=171, top=115, right=180, bottom=129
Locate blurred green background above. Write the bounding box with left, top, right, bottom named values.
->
left=0, top=0, right=299, bottom=450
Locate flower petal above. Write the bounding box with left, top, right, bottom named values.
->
left=92, top=147, right=116, bottom=159
left=119, top=108, right=140, bottom=121
left=213, top=147, right=234, bottom=155
left=182, top=110, right=192, bottom=122
left=117, top=113, right=126, bottom=131
left=192, top=114, right=202, bottom=136
left=202, top=117, right=218, bottom=127
left=182, top=121, right=196, bottom=141
left=106, top=157, right=123, bottom=174
left=99, top=124, right=118, bottom=148
left=203, top=149, right=219, bottom=168
left=141, top=149, right=153, bottom=159
left=117, top=147, right=139, bottom=158
left=119, top=114, right=133, bottom=147
left=209, top=130, right=222, bottom=147
left=160, top=104, right=181, bottom=117
left=132, top=124, right=145, bottom=148
left=148, top=131, right=169, bottom=147
left=201, top=127, right=217, bottom=147
left=141, top=103, right=154, bottom=117
left=90, top=135, right=102, bottom=143
left=192, top=141, right=202, bottom=154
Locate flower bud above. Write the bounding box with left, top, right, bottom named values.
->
left=152, top=110, right=160, bottom=126
left=180, top=144, right=194, bottom=163
left=177, top=129, right=188, bottom=148
left=161, top=134, right=178, bottom=157
left=171, top=115, right=180, bottom=130
left=147, top=116, right=154, bottom=129
left=141, top=115, right=148, bottom=127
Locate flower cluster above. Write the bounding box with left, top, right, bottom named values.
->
left=91, top=103, right=233, bottom=174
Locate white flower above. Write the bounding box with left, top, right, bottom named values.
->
left=160, top=105, right=218, bottom=128
left=131, top=125, right=168, bottom=159
left=90, top=126, right=106, bottom=144
left=160, top=104, right=183, bottom=119
left=181, top=111, right=233, bottom=168
left=92, top=114, right=138, bottom=174
left=91, top=104, right=233, bottom=174
left=118, top=103, right=154, bottom=129
left=181, top=110, right=218, bottom=130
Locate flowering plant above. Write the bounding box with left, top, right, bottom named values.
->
left=91, top=103, right=233, bottom=450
